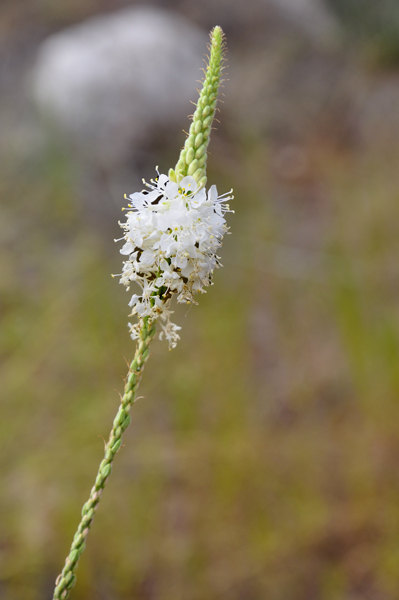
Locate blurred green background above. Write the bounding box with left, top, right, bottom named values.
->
left=3, top=0, right=399, bottom=598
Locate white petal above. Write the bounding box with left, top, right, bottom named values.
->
left=179, top=176, right=197, bottom=192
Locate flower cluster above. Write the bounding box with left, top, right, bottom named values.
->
left=117, top=172, right=233, bottom=347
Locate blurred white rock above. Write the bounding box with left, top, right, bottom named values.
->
left=31, top=6, right=206, bottom=166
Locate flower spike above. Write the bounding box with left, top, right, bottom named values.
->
left=169, top=25, right=226, bottom=187
left=52, top=26, right=231, bottom=600
left=117, top=25, right=231, bottom=349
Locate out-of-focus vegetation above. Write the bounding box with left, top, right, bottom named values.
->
left=328, top=0, right=399, bottom=65
left=3, top=1, right=399, bottom=599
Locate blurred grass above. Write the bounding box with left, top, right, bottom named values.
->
left=328, top=0, right=399, bottom=66
left=3, top=131, right=399, bottom=600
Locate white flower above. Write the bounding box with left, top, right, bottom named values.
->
left=117, top=171, right=233, bottom=347
left=159, top=320, right=182, bottom=349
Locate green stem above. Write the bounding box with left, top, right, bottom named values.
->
left=52, top=318, right=157, bottom=600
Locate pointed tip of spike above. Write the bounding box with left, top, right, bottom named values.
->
left=211, top=26, right=223, bottom=40
left=210, top=26, right=226, bottom=52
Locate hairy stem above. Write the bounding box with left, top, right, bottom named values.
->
left=52, top=318, right=157, bottom=600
